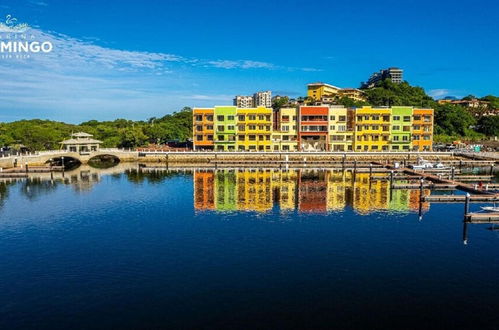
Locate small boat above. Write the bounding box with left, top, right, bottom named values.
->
left=481, top=205, right=499, bottom=212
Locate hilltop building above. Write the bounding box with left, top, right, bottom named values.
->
left=361, top=67, right=403, bottom=89
left=307, top=83, right=366, bottom=103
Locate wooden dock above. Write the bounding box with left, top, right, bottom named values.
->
left=465, top=213, right=499, bottom=222
left=422, top=195, right=499, bottom=203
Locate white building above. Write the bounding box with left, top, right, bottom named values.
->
left=253, top=91, right=272, bottom=107
left=233, top=95, right=254, bottom=108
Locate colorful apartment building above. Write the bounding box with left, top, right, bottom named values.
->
left=236, top=106, right=272, bottom=151
left=412, top=109, right=434, bottom=151
left=272, top=107, right=298, bottom=151
left=328, top=106, right=354, bottom=151
left=214, top=106, right=237, bottom=151
left=193, top=105, right=434, bottom=152
left=354, top=106, right=391, bottom=151
left=299, top=106, right=329, bottom=151
left=193, top=108, right=214, bottom=150
left=390, top=106, right=413, bottom=151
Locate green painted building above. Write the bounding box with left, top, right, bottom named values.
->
left=214, top=106, right=237, bottom=151
left=390, top=106, right=412, bottom=151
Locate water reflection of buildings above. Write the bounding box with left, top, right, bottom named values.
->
left=194, top=169, right=430, bottom=214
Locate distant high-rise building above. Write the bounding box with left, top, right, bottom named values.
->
left=361, top=67, right=403, bottom=89
left=253, top=91, right=272, bottom=107
left=233, top=95, right=254, bottom=108
left=234, top=91, right=272, bottom=108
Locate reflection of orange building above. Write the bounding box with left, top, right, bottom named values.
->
left=298, top=170, right=327, bottom=212
left=193, top=171, right=215, bottom=210
left=409, top=189, right=430, bottom=211
left=236, top=170, right=273, bottom=212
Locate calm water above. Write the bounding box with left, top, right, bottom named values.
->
left=1, top=164, right=498, bottom=329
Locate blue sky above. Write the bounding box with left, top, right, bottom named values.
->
left=0, top=0, right=498, bottom=123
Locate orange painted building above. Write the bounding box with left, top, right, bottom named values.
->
left=412, top=109, right=433, bottom=151
left=298, top=106, right=329, bottom=151
left=193, top=108, right=215, bottom=150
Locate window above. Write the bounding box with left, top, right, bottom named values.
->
left=393, top=125, right=400, bottom=131
left=403, top=116, right=411, bottom=122
left=372, top=145, right=378, bottom=150
left=330, top=115, right=336, bottom=120
left=238, top=115, right=245, bottom=121
left=196, top=125, right=203, bottom=131
left=403, top=126, right=410, bottom=132
left=282, top=125, right=289, bottom=131
left=424, top=116, right=431, bottom=122
left=218, top=135, right=225, bottom=141
left=206, top=115, right=213, bottom=121
left=283, top=135, right=289, bottom=141
left=258, top=135, right=264, bottom=141
left=357, top=116, right=363, bottom=121
left=217, top=115, right=224, bottom=121
left=424, top=136, right=431, bottom=140
left=392, top=145, right=399, bottom=150
left=383, top=115, right=390, bottom=122
left=238, top=135, right=245, bottom=141
left=339, top=115, right=346, bottom=122
left=372, top=125, right=379, bottom=130
left=393, top=116, right=400, bottom=121
left=413, top=135, right=420, bottom=140
left=238, top=125, right=245, bottom=131
left=413, top=115, right=421, bottom=121
left=258, top=115, right=264, bottom=120
left=206, top=125, right=213, bottom=130
left=249, top=115, right=256, bottom=120
left=413, top=125, right=420, bottom=130
left=282, top=115, right=289, bottom=121
left=338, top=125, right=346, bottom=132
left=403, top=145, right=410, bottom=150
left=217, top=125, right=224, bottom=131
left=207, top=135, right=213, bottom=141
left=372, top=115, right=379, bottom=121
left=228, top=115, right=235, bottom=121
left=402, top=136, right=409, bottom=141
left=330, top=125, right=336, bottom=131
left=393, top=136, right=399, bottom=141
left=227, top=125, right=235, bottom=131
left=249, top=125, right=256, bottom=130
left=195, top=115, right=202, bottom=121
left=249, top=135, right=256, bottom=141
left=196, top=135, right=203, bottom=141
left=382, top=126, right=389, bottom=131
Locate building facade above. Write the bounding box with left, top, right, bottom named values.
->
left=253, top=91, right=272, bottom=108
left=193, top=108, right=214, bottom=150
left=354, top=106, right=391, bottom=151
left=412, top=109, right=434, bottom=151
left=233, top=95, right=254, bottom=108
left=272, top=107, right=298, bottom=151
left=307, top=82, right=341, bottom=101
left=236, top=106, right=273, bottom=151
left=193, top=105, right=433, bottom=152
left=390, top=106, right=413, bottom=151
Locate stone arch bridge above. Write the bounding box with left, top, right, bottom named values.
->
left=0, top=149, right=138, bottom=168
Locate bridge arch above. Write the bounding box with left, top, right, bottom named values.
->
left=87, top=154, right=121, bottom=169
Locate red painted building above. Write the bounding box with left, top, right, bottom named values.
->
left=298, top=106, right=329, bottom=151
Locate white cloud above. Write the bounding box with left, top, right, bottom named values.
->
left=0, top=27, right=321, bottom=122
left=428, top=88, right=452, bottom=98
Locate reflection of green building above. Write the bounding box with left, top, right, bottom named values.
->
left=390, top=106, right=412, bottom=151
left=214, top=106, right=237, bottom=151
left=215, top=170, right=237, bottom=211
left=388, top=189, right=410, bottom=211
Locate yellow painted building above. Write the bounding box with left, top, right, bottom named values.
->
left=272, top=107, right=298, bottom=151
left=337, top=88, right=367, bottom=102
left=328, top=106, right=354, bottom=151
left=236, top=106, right=272, bottom=151
left=354, top=106, right=391, bottom=151
left=326, top=171, right=352, bottom=211
left=307, top=82, right=341, bottom=101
